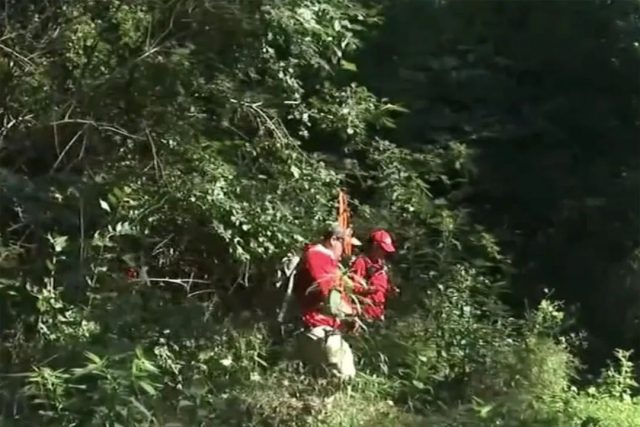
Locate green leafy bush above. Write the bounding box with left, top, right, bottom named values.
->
left=1, top=0, right=639, bottom=426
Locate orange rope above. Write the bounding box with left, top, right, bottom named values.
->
left=338, top=189, right=352, bottom=256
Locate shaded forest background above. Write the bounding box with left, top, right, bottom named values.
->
left=0, top=0, right=639, bottom=425
left=359, top=0, right=640, bottom=368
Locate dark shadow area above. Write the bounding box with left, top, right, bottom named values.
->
left=356, top=0, right=640, bottom=369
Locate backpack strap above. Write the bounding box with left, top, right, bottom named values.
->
left=364, top=259, right=386, bottom=282
left=276, top=252, right=301, bottom=324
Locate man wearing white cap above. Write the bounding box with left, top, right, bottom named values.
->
left=293, top=224, right=361, bottom=379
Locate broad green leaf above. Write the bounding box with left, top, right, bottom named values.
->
left=329, top=289, right=342, bottom=316
left=128, top=396, right=153, bottom=419
left=178, top=399, right=194, bottom=410
left=137, top=380, right=158, bottom=396
left=340, top=60, right=357, bottom=72
left=84, top=351, right=103, bottom=365
left=48, top=235, right=68, bottom=252
left=99, top=199, right=111, bottom=212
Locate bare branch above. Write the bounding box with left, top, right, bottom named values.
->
left=50, top=119, right=142, bottom=140
left=0, top=43, right=34, bottom=69
left=134, top=277, right=211, bottom=284
left=145, top=127, right=165, bottom=181
left=50, top=124, right=88, bottom=172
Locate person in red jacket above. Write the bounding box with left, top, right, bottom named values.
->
left=350, top=229, right=397, bottom=322
left=294, top=224, right=359, bottom=379
left=293, top=224, right=356, bottom=330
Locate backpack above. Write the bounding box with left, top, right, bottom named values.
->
left=358, top=255, right=387, bottom=285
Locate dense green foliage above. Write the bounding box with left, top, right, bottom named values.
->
left=0, top=0, right=638, bottom=425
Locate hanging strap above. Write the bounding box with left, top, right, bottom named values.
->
left=276, top=253, right=301, bottom=324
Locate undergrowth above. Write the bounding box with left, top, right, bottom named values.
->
left=1, top=0, right=639, bottom=426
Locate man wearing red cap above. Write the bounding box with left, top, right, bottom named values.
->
left=350, top=229, right=397, bottom=322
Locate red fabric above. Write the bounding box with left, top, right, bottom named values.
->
left=349, top=255, right=391, bottom=321
left=294, top=243, right=343, bottom=329
left=126, top=267, right=138, bottom=280
left=349, top=257, right=370, bottom=294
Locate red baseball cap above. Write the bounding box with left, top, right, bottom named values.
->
left=370, top=229, right=395, bottom=253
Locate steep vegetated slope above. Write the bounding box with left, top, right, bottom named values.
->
left=0, top=1, right=638, bottom=426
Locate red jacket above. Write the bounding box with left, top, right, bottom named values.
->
left=349, top=255, right=393, bottom=321
left=294, top=243, right=349, bottom=329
